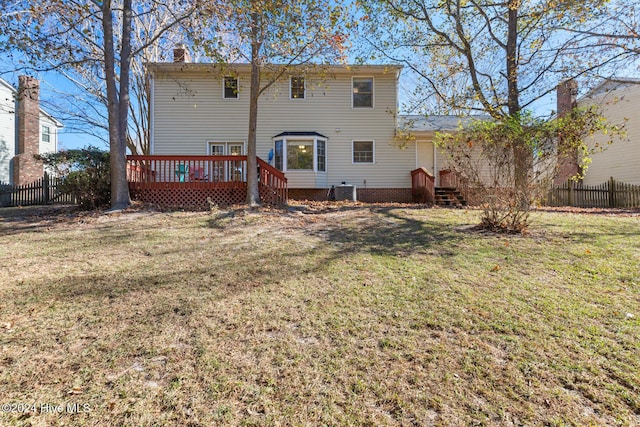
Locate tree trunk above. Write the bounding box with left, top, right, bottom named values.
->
left=246, top=10, right=261, bottom=208
left=103, top=0, right=131, bottom=210
left=102, top=1, right=123, bottom=210
left=114, top=0, right=132, bottom=209
left=506, top=0, right=530, bottom=209
left=506, top=0, right=519, bottom=117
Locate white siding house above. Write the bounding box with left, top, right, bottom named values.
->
left=0, top=77, right=63, bottom=185
left=578, top=79, right=640, bottom=186
left=39, top=112, right=60, bottom=157
left=0, top=79, right=16, bottom=184
left=148, top=63, right=419, bottom=201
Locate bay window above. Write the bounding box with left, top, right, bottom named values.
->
left=273, top=134, right=327, bottom=172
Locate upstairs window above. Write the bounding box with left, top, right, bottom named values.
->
left=352, top=77, right=373, bottom=108
left=42, top=125, right=51, bottom=143
left=290, top=77, right=305, bottom=99
left=223, top=76, right=238, bottom=99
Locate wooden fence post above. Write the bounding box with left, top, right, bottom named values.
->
left=43, top=172, right=50, bottom=205
left=609, top=177, right=615, bottom=208
left=567, top=179, right=573, bottom=207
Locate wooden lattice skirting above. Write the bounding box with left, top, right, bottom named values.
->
left=130, top=184, right=247, bottom=208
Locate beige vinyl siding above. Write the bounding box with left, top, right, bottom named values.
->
left=152, top=68, right=415, bottom=189
left=579, top=82, right=640, bottom=185
left=0, top=83, right=14, bottom=183
left=431, top=133, right=498, bottom=187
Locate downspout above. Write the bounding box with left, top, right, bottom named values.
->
left=149, top=71, right=155, bottom=154
left=433, top=137, right=438, bottom=187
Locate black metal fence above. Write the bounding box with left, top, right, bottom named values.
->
left=0, top=173, right=76, bottom=207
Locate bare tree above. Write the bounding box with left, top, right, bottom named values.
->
left=0, top=0, right=198, bottom=209
left=362, top=0, right=632, bottom=118
left=39, top=1, right=193, bottom=155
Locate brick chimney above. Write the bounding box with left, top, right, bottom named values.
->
left=557, top=79, right=577, bottom=118
left=555, top=79, right=579, bottom=184
left=12, top=75, right=43, bottom=185
left=173, top=44, right=191, bottom=63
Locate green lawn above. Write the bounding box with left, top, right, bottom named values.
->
left=0, top=204, right=638, bottom=426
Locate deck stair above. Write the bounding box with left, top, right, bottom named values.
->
left=435, top=187, right=467, bottom=207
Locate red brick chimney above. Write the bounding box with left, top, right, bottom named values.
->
left=555, top=79, right=579, bottom=184
left=173, top=44, right=191, bottom=63
left=557, top=80, right=577, bottom=118
left=12, top=75, right=43, bottom=185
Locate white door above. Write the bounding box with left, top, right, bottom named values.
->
left=416, top=140, right=434, bottom=175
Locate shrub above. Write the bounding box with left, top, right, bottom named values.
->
left=36, top=146, right=110, bottom=209
left=435, top=109, right=624, bottom=233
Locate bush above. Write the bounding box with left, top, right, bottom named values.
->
left=36, top=146, right=110, bottom=209
left=435, top=109, right=623, bottom=233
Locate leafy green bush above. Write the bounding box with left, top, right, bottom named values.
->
left=36, top=146, right=110, bottom=209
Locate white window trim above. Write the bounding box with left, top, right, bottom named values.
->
left=275, top=136, right=327, bottom=173
left=289, top=76, right=306, bottom=100
left=41, top=125, right=51, bottom=143
left=206, top=141, right=247, bottom=182
left=352, top=140, right=375, bottom=165
left=222, top=76, right=239, bottom=100
left=351, top=76, right=374, bottom=109
left=206, top=140, right=247, bottom=154
left=316, top=139, right=327, bottom=173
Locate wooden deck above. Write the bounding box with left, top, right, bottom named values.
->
left=126, top=155, right=287, bottom=207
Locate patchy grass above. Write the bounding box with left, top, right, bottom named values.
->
left=0, top=204, right=638, bottom=426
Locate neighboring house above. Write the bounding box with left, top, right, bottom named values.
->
left=578, top=78, right=640, bottom=186
left=147, top=54, right=422, bottom=202
left=0, top=76, right=63, bottom=185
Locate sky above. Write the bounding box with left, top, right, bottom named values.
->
left=1, top=1, right=638, bottom=152
left=1, top=67, right=107, bottom=151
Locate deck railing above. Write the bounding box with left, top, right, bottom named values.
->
left=257, top=157, right=288, bottom=205
left=439, top=169, right=459, bottom=189
left=126, top=155, right=288, bottom=206
left=439, top=168, right=470, bottom=203
left=411, top=168, right=435, bottom=203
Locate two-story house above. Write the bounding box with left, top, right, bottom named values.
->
left=145, top=56, right=423, bottom=203
left=577, top=78, right=640, bottom=186
left=0, top=76, right=63, bottom=185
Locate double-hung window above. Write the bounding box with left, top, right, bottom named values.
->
left=42, top=125, right=51, bottom=143
left=352, top=77, right=373, bottom=108
left=223, top=76, right=238, bottom=99
left=352, top=140, right=374, bottom=164
left=290, top=77, right=305, bottom=99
